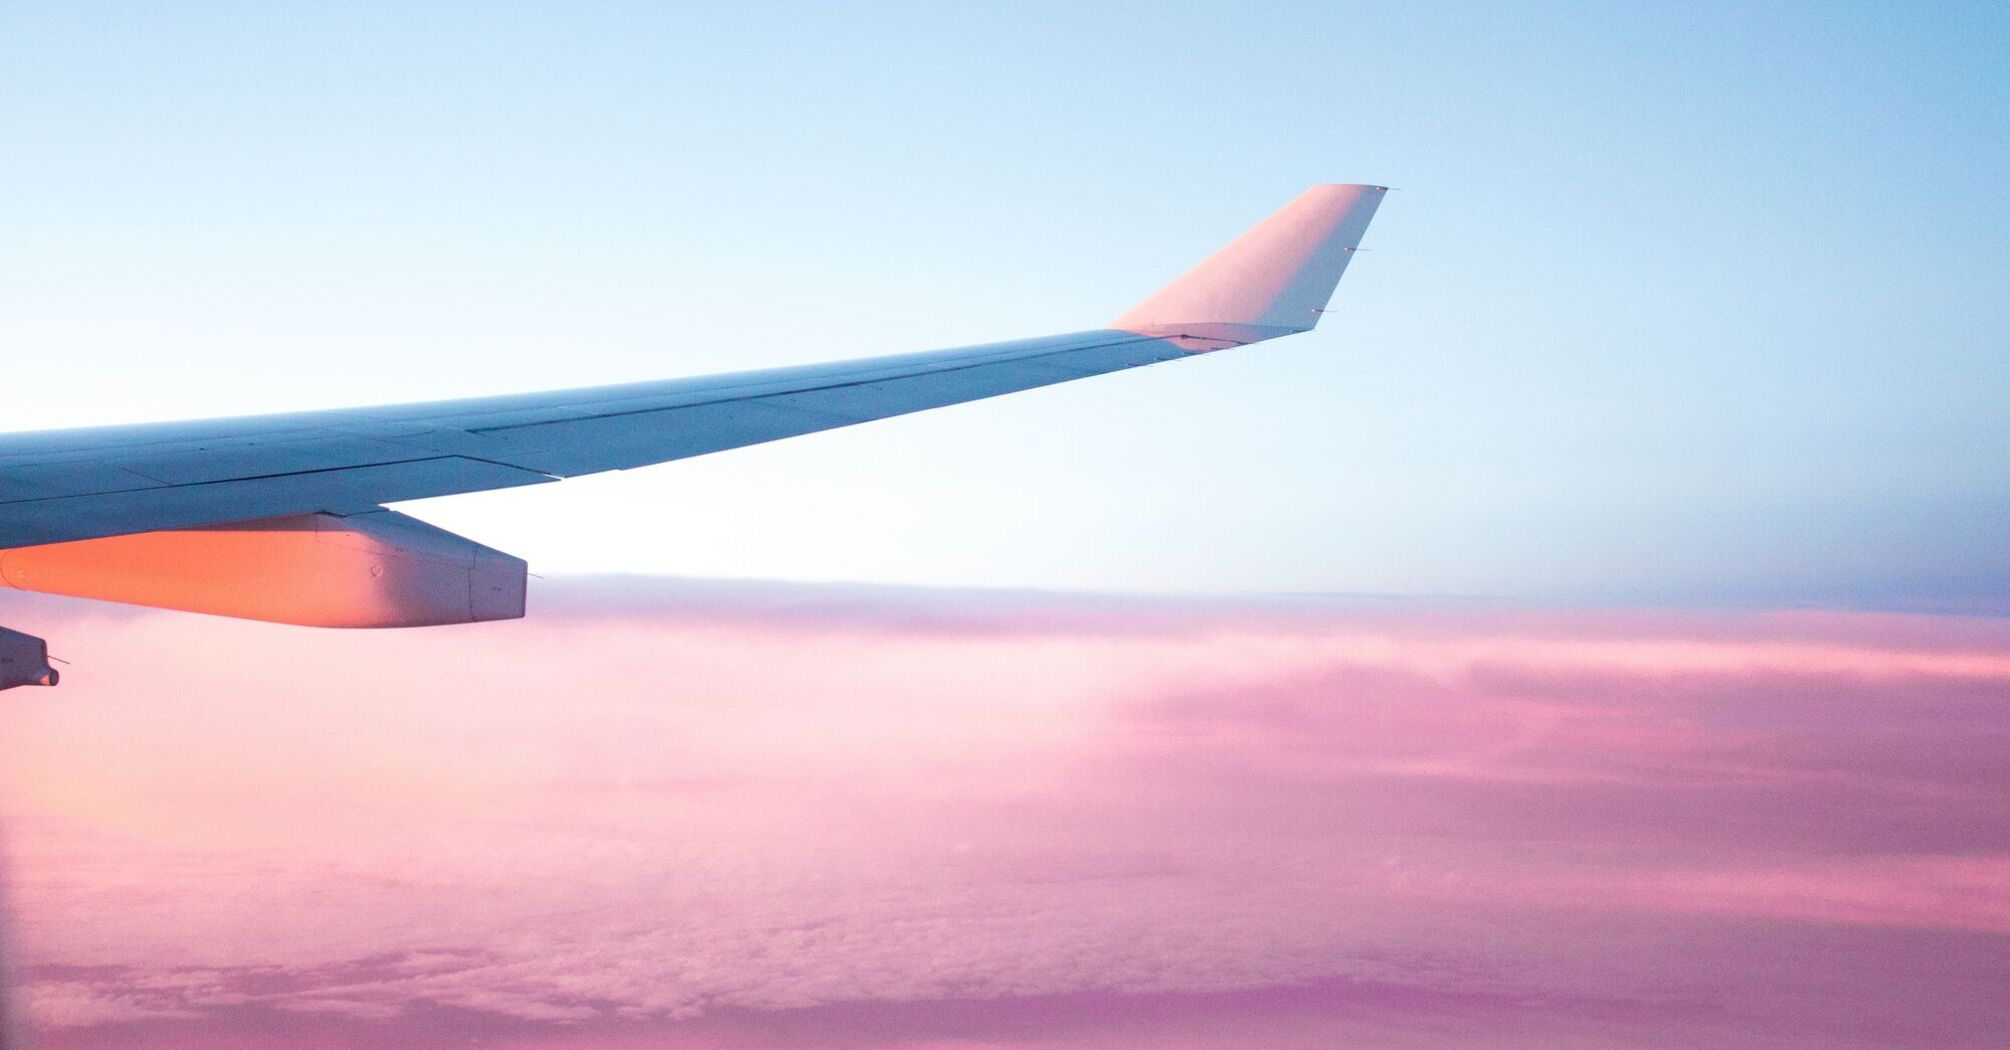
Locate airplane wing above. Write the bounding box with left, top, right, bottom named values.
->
left=0, top=184, right=1383, bottom=654
left=0, top=184, right=1383, bottom=549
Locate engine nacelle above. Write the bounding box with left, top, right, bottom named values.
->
left=0, top=510, right=526, bottom=628
left=0, top=626, right=57, bottom=689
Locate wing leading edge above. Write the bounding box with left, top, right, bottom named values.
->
left=0, top=184, right=1386, bottom=552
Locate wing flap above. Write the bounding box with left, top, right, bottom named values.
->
left=0, top=457, right=554, bottom=549
left=114, top=435, right=433, bottom=487
left=481, top=401, right=858, bottom=475
left=0, top=461, right=165, bottom=501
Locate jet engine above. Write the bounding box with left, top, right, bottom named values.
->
left=0, top=510, right=526, bottom=629
left=0, top=627, right=57, bottom=690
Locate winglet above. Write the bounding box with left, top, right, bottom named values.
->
left=1112, top=184, right=1386, bottom=348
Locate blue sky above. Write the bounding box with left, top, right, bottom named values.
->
left=3, top=1, right=2005, bottom=609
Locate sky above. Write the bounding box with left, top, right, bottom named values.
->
left=3, top=1, right=2007, bottom=607
left=4, top=4, right=2010, bottom=1049
left=5, top=582, right=2010, bottom=1048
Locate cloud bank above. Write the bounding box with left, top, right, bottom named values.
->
left=2, top=579, right=2007, bottom=1048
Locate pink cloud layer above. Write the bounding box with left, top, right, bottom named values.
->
left=2, top=580, right=2008, bottom=1048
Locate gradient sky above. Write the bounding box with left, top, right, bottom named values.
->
left=4, top=1, right=2007, bottom=607
left=5, top=5, right=2010, bottom=1050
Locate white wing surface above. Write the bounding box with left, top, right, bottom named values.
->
left=0, top=186, right=1383, bottom=560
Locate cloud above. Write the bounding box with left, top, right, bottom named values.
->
left=20, top=980, right=201, bottom=1030
left=3, top=579, right=2009, bottom=1048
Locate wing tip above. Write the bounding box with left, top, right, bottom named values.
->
left=1111, top=183, right=1386, bottom=339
